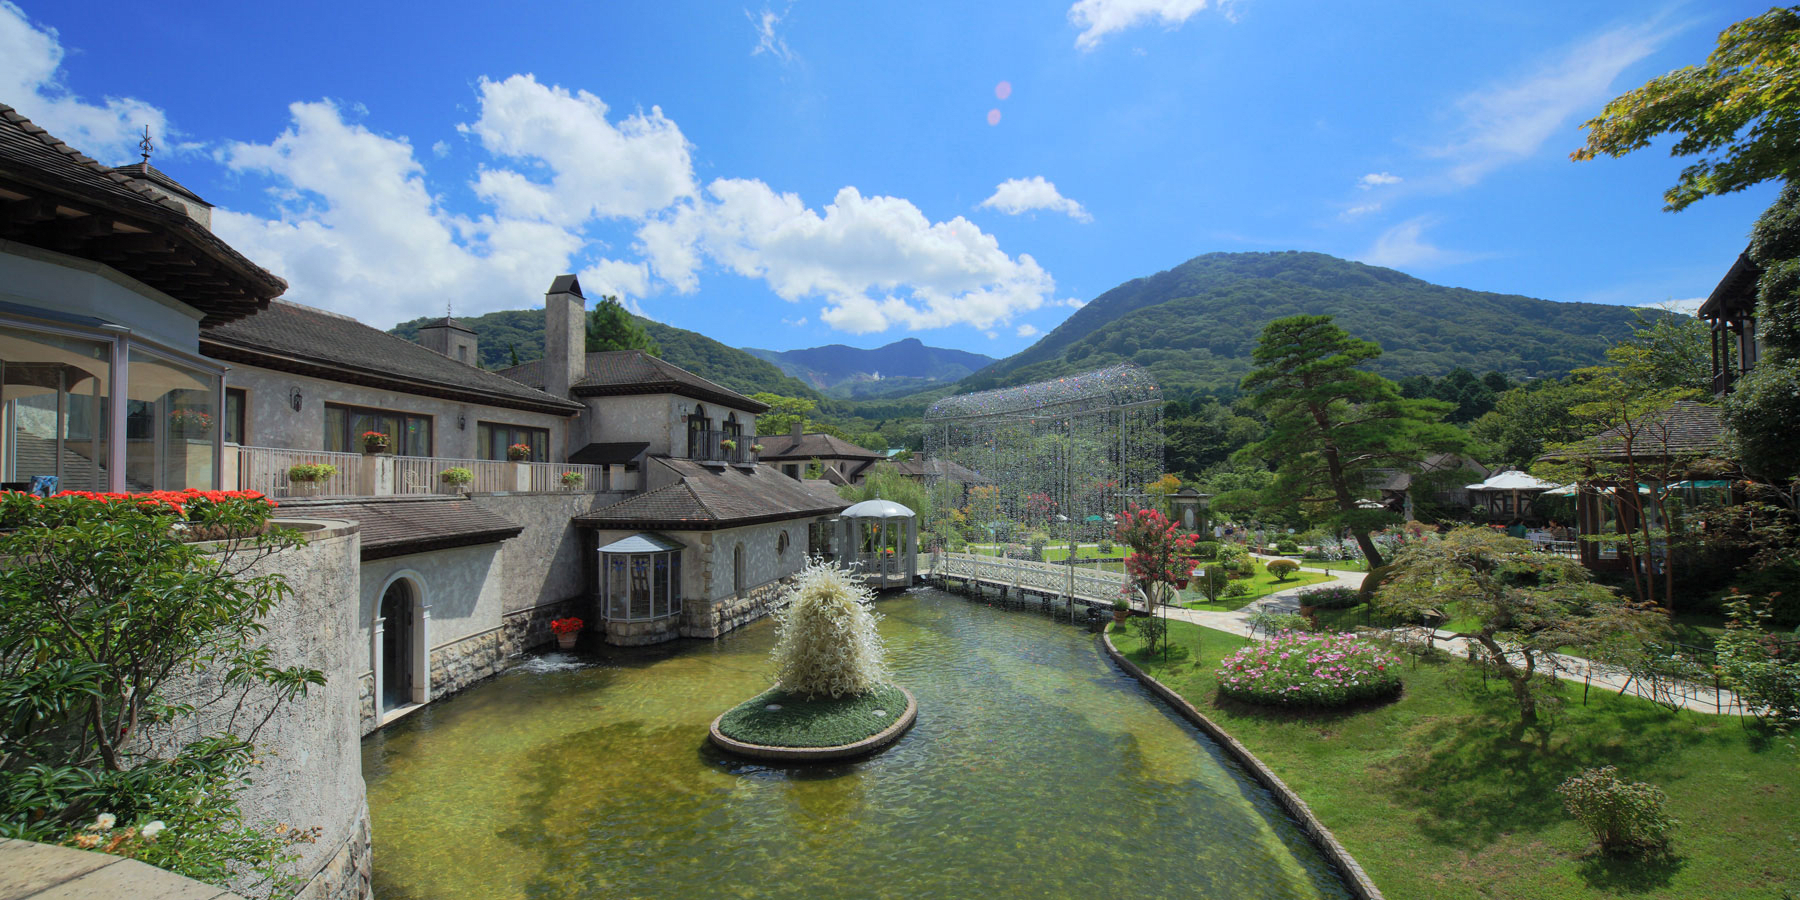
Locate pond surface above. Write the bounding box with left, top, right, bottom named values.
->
left=362, top=589, right=1352, bottom=900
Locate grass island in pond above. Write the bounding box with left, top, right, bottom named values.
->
left=715, top=683, right=909, bottom=748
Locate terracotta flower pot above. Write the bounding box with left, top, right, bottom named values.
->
left=1113, top=609, right=1130, bottom=625
left=556, top=632, right=577, bottom=650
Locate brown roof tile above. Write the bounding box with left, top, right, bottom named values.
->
left=1538, top=400, right=1728, bottom=463
left=284, top=496, right=523, bottom=560
left=758, top=432, right=882, bottom=461
left=202, top=300, right=583, bottom=415
left=575, top=458, right=845, bottom=530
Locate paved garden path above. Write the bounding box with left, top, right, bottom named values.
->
left=1150, top=554, right=1743, bottom=715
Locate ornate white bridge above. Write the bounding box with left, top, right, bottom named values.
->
left=928, top=551, right=1136, bottom=611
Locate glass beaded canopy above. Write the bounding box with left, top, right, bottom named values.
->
left=923, top=364, right=1164, bottom=543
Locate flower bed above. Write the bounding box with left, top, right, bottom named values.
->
left=1216, top=631, right=1402, bottom=708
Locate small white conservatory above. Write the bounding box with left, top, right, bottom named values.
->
left=598, top=532, right=684, bottom=624
left=837, top=497, right=916, bottom=590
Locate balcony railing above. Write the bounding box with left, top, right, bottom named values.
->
left=230, top=446, right=625, bottom=498
left=684, top=429, right=759, bottom=465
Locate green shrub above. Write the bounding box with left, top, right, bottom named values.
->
left=1247, top=609, right=1311, bottom=638
left=439, top=467, right=474, bottom=485
left=1224, top=580, right=1250, bottom=598
left=286, top=462, right=336, bottom=482
left=1716, top=595, right=1800, bottom=732
left=1194, top=565, right=1230, bottom=601
left=1193, top=541, right=1221, bottom=560
left=1097, top=537, right=1115, bottom=555
left=1298, top=585, right=1362, bottom=609
left=1557, top=766, right=1675, bottom=856
left=1275, top=540, right=1300, bottom=555
left=1027, top=530, right=1049, bottom=561
left=1266, top=559, right=1300, bottom=581
left=1133, top=613, right=1167, bottom=654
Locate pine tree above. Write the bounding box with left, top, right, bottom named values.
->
left=509, top=343, right=520, bottom=367
left=1242, top=315, right=1467, bottom=569
left=585, top=296, right=661, bottom=357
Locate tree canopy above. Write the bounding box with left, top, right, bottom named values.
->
left=1242, top=315, right=1467, bottom=568
left=586, top=296, right=661, bottom=357
left=1725, top=181, right=1800, bottom=483
left=1573, top=6, right=1800, bottom=210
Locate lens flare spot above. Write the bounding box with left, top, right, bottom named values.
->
left=986, top=109, right=1001, bottom=126
left=995, top=81, right=1012, bottom=100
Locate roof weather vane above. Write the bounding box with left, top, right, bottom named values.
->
left=138, top=125, right=154, bottom=165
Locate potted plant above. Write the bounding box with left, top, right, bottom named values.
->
left=360, top=430, right=391, bottom=454
left=1111, top=597, right=1131, bottom=625
left=550, top=616, right=583, bottom=650
left=749, top=443, right=764, bottom=454
left=287, top=462, right=337, bottom=496
left=440, top=466, right=474, bottom=494
left=719, top=438, right=737, bottom=453
left=168, top=408, right=213, bottom=439
left=560, top=470, right=584, bottom=489
left=506, top=443, right=532, bottom=462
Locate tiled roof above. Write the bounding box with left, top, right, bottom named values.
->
left=1538, top=400, right=1728, bottom=463
left=758, top=432, right=882, bottom=461
left=0, top=103, right=284, bottom=324
left=889, top=456, right=990, bottom=484
left=575, top=457, right=846, bottom=530
left=107, top=161, right=209, bottom=205
left=283, top=496, right=523, bottom=560
left=570, top=442, right=649, bottom=466
left=202, top=300, right=583, bottom=415
left=495, top=350, right=768, bottom=412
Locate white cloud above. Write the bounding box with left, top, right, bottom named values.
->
left=581, top=258, right=650, bottom=301
left=460, top=74, right=696, bottom=227
left=1656, top=297, right=1706, bottom=316
left=639, top=180, right=1057, bottom=333
left=979, top=176, right=1093, bottom=223
left=1068, top=0, right=1225, bottom=51
left=747, top=5, right=795, bottom=63
left=214, top=100, right=581, bottom=328
left=1062, top=297, right=1088, bottom=309
left=1359, top=216, right=1479, bottom=269
left=0, top=1, right=173, bottom=164
left=1433, top=19, right=1672, bottom=186
left=1357, top=172, right=1401, bottom=189
left=1343, top=202, right=1382, bottom=218
left=1016, top=324, right=1040, bottom=337
left=431, top=140, right=450, bottom=157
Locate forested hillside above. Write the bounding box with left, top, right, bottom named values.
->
left=391, top=309, right=821, bottom=401
left=963, top=251, right=1668, bottom=399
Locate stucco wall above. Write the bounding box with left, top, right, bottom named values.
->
left=0, top=241, right=203, bottom=351
left=471, top=490, right=629, bottom=614
left=225, top=362, right=573, bottom=460
left=173, top=519, right=371, bottom=900
left=587, top=392, right=761, bottom=461
left=355, top=542, right=506, bottom=681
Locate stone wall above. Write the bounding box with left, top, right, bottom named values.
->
left=502, top=595, right=590, bottom=656
left=428, top=627, right=505, bottom=698
left=682, top=574, right=793, bottom=639
left=294, top=801, right=371, bottom=900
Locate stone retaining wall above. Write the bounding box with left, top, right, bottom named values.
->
left=429, top=628, right=505, bottom=698
left=502, top=596, right=590, bottom=656
left=683, top=575, right=792, bottom=639
left=1100, top=631, right=1385, bottom=900
left=294, top=803, right=371, bottom=900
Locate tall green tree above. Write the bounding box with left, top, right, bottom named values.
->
left=585, top=296, right=661, bottom=356
left=1242, top=315, right=1466, bottom=569
left=1573, top=6, right=1800, bottom=211
left=1726, top=181, right=1800, bottom=485
left=751, top=392, right=817, bottom=438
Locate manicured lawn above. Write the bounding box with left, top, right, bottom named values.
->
left=1181, top=560, right=1332, bottom=611
left=1108, top=620, right=1799, bottom=900
left=1301, top=556, right=1370, bottom=573
left=714, top=683, right=908, bottom=748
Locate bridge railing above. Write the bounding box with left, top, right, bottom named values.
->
left=931, top=552, right=1127, bottom=604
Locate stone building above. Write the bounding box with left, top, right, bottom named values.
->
left=759, top=425, right=884, bottom=484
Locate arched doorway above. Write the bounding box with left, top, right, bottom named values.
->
left=380, top=580, right=414, bottom=711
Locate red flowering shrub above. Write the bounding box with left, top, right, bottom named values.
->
left=1113, top=506, right=1199, bottom=601
left=550, top=617, right=584, bottom=636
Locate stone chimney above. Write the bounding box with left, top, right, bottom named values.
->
left=791, top=421, right=804, bottom=443
left=543, top=274, right=587, bottom=398
left=418, top=317, right=479, bottom=366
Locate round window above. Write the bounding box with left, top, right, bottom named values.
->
left=777, top=530, right=790, bottom=556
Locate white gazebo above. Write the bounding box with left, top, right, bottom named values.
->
left=1464, top=470, right=1563, bottom=522
left=837, top=497, right=916, bottom=590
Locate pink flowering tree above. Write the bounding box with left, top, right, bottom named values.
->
left=1114, top=506, right=1199, bottom=609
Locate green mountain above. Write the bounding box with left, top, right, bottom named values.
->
left=962, top=251, right=1668, bottom=399
left=390, top=309, right=821, bottom=401
left=745, top=338, right=996, bottom=397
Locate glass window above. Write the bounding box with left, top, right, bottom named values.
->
left=224, top=388, right=247, bottom=445
left=476, top=421, right=548, bottom=461
left=0, top=325, right=111, bottom=492
left=325, top=403, right=432, bottom=456
left=125, top=347, right=219, bottom=492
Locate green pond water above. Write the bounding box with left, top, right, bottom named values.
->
left=362, top=589, right=1353, bottom=900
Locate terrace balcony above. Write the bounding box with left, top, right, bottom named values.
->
left=683, top=429, right=760, bottom=467
left=226, top=445, right=639, bottom=499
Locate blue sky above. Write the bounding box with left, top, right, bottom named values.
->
left=0, top=1, right=1778, bottom=356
